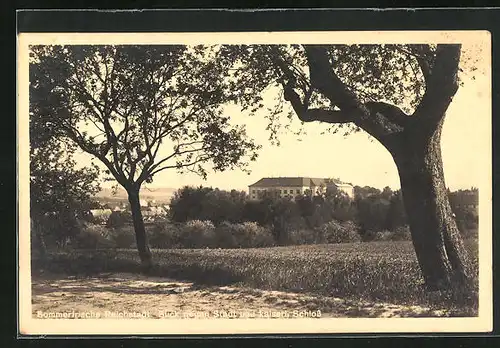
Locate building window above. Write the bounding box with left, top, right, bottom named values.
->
left=252, top=195, right=255, bottom=199
left=284, top=189, right=287, bottom=194
left=252, top=190, right=256, bottom=194
left=296, top=189, right=300, bottom=194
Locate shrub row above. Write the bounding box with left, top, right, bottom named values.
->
left=148, top=220, right=274, bottom=249
left=144, top=220, right=364, bottom=249
left=73, top=220, right=414, bottom=250
left=39, top=218, right=416, bottom=254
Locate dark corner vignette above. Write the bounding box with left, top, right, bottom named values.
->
left=15, top=8, right=500, bottom=341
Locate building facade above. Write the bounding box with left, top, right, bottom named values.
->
left=248, top=177, right=354, bottom=200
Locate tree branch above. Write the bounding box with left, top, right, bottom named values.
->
left=413, top=44, right=461, bottom=128
left=267, top=46, right=312, bottom=105
left=283, top=82, right=351, bottom=124
left=281, top=45, right=410, bottom=139
left=148, top=141, right=206, bottom=173
left=304, top=45, right=364, bottom=114
left=68, top=64, right=127, bottom=179
left=150, top=155, right=210, bottom=177
left=62, top=123, right=127, bottom=186
left=407, top=44, right=433, bottom=85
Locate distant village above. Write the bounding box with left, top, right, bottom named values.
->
left=90, top=199, right=170, bottom=223
left=90, top=187, right=175, bottom=223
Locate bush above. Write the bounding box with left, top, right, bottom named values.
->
left=213, top=221, right=237, bottom=248
left=214, top=221, right=274, bottom=248
left=33, top=213, right=86, bottom=248
left=108, top=225, right=137, bottom=249
left=242, top=222, right=276, bottom=248
left=148, top=222, right=181, bottom=249
left=392, top=225, right=412, bottom=241
left=106, top=211, right=132, bottom=229
left=373, top=230, right=394, bottom=242
left=356, top=197, right=391, bottom=233
left=373, top=226, right=412, bottom=242
left=74, top=223, right=115, bottom=249
left=288, top=229, right=317, bottom=245
left=315, top=220, right=361, bottom=243
left=169, top=186, right=247, bottom=224
left=178, top=220, right=216, bottom=248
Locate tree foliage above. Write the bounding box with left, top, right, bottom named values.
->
left=169, top=186, right=247, bottom=225
left=217, top=43, right=481, bottom=139
left=449, top=188, right=479, bottom=236
left=30, top=72, right=101, bottom=248
left=215, top=44, right=431, bottom=139
left=30, top=45, right=260, bottom=189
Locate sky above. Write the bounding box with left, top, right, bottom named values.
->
left=67, top=41, right=490, bottom=193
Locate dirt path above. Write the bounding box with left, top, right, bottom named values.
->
left=32, top=272, right=449, bottom=319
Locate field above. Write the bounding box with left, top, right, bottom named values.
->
left=32, top=240, right=479, bottom=318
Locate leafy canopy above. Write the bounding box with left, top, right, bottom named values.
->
left=30, top=45, right=261, bottom=190
left=216, top=44, right=482, bottom=140
left=30, top=65, right=101, bottom=220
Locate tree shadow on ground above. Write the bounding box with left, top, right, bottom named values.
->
left=148, top=264, right=244, bottom=287
left=31, top=272, right=464, bottom=318
left=32, top=275, right=202, bottom=296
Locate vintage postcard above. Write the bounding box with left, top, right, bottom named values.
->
left=17, top=30, right=492, bottom=335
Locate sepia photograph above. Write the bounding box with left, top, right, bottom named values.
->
left=17, top=30, right=492, bottom=335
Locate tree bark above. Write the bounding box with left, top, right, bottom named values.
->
left=127, top=188, right=153, bottom=270
left=390, top=121, right=472, bottom=291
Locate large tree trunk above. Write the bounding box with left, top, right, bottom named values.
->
left=127, top=189, right=153, bottom=270
left=390, top=121, right=472, bottom=291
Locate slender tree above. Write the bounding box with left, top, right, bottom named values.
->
left=218, top=43, right=482, bottom=291
left=30, top=45, right=260, bottom=268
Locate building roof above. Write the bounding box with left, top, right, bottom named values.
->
left=249, top=177, right=351, bottom=188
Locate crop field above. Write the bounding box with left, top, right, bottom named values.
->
left=34, top=240, right=479, bottom=316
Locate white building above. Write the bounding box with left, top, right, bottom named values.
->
left=89, top=209, right=113, bottom=223
left=248, top=177, right=354, bottom=200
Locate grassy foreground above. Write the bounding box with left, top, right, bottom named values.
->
left=33, top=240, right=479, bottom=316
